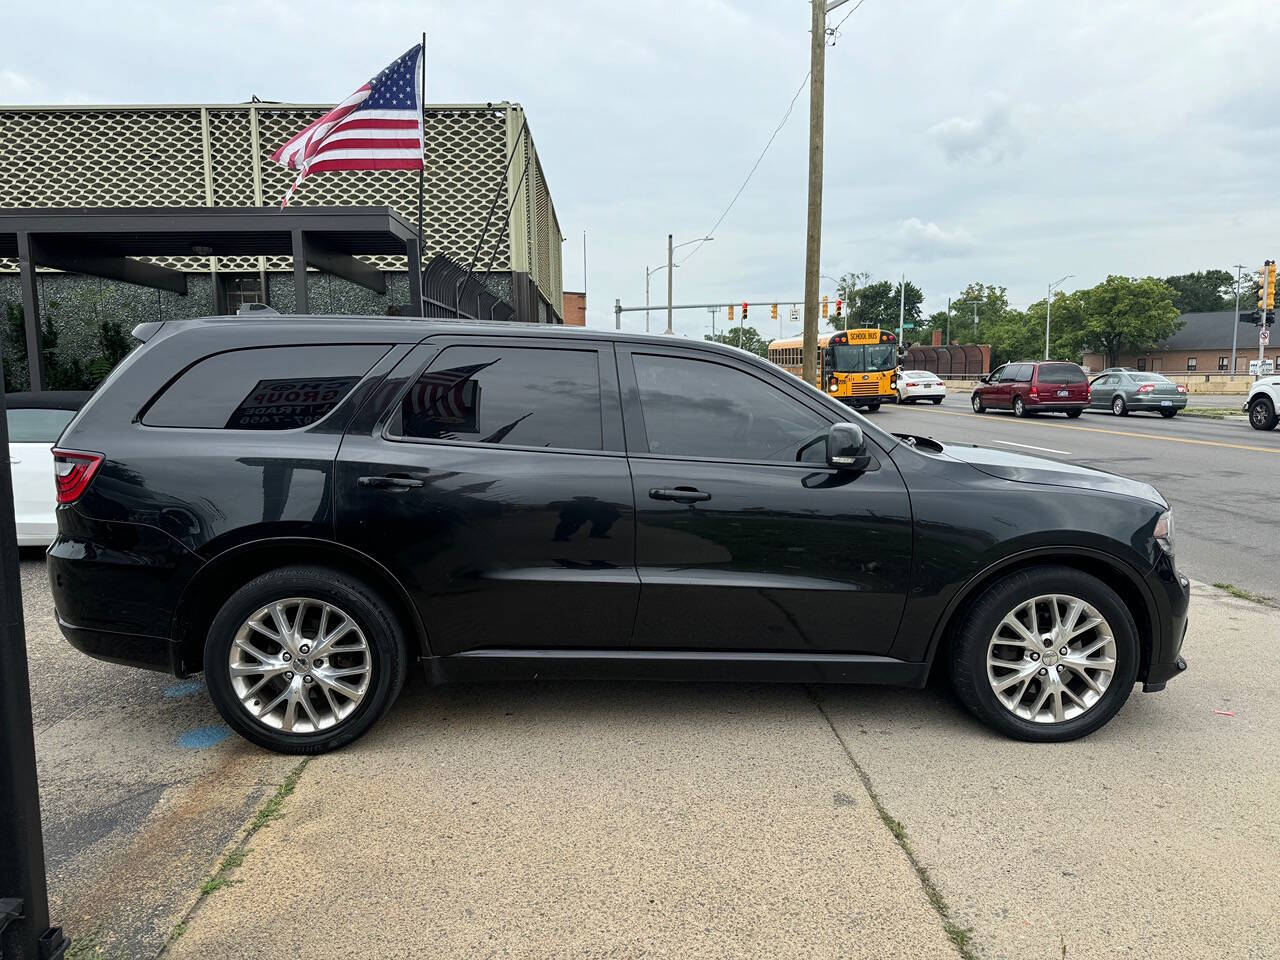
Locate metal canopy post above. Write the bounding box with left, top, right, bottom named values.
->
left=14, top=233, right=43, bottom=392
left=405, top=237, right=424, bottom=317
left=290, top=228, right=309, bottom=314
left=0, top=386, right=68, bottom=960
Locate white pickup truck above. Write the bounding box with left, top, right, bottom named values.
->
left=1244, top=376, right=1280, bottom=430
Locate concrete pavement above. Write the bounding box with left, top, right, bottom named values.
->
left=157, top=582, right=1278, bottom=960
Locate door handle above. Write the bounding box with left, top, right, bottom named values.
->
left=9, top=457, right=19, bottom=464
left=358, top=475, right=424, bottom=490
left=649, top=486, right=711, bottom=504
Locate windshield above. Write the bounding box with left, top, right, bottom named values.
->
left=833, top=343, right=897, bottom=373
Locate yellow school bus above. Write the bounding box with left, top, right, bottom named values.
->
left=767, top=328, right=899, bottom=410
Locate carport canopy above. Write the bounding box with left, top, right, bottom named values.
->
left=0, top=206, right=424, bottom=390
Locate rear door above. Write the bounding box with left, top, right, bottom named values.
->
left=335, top=335, right=637, bottom=656
left=1037, top=362, right=1089, bottom=402
left=619, top=344, right=912, bottom=654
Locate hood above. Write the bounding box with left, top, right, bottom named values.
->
left=939, top=442, right=1166, bottom=507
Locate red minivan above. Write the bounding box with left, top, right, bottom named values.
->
left=971, top=361, right=1090, bottom=417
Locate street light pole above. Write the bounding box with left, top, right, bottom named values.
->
left=898, top=272, right=905, bottom=347
left=1232, top=263, right=1246, bottom=375
left=661, top=236, right=712, bottom=336
left=1045, top=274, right=1074, bottom=360
left=945, top=296, right=951, bottom=345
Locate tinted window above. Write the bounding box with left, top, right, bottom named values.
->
left=144, top=345, right=386, bottom=429
left=1130, top=373, right=1167, bottom=383
left=1037, top=363, right=1086, bottom=384
left=997, top=365, right=1017, bottom=383
left=6, top=408, right=75, bottom=443
left=395, top=345, right=602, bottom=451
left=1014, top=363, right=1033, bottom=382
left=633, top=354, right=828, bottom=461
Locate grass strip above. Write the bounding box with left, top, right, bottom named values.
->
left=163, top=758, right=310, bottom=949
left=1212, top=582, right=1278, bottom=607
left=809, top=690, right=981, bottom=960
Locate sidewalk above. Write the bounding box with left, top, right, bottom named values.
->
left=164, top=582, right=1280, bottom=960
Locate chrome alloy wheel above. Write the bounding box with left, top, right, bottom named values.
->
left=985, top=594, right=1117, bottom=724
left=229, top=598, right=372, bottom=734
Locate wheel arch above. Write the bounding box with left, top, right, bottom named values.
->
left=172, top=537, right=428, bottom=675
left=925, top=547, right=1157, bottom=684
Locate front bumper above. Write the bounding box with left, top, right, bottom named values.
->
left=1143, top=563, right=1191, bottom=690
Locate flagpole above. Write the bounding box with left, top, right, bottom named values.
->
left=416, top=32, right=426, bottom=314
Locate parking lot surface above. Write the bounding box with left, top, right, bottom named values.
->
left=25, top=548, right=1278, bottom=960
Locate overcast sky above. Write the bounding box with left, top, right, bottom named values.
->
left=3, top=1, right=1277, bottom=338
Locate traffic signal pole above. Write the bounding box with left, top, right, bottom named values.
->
left=1231, top=263, right=1245, bottom=376
left=0, top=386, right=68, bottom=960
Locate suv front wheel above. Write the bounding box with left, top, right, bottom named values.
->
left=1248, top=395, right=1278, bottom=431
left=950, top=566, right=1138, bottom=741
left=204, top=566, right=408, bottom=754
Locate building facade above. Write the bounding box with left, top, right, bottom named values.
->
left=0, top=102, right=565, bottom=386
left=1082, top=311, right=1279, bottom=374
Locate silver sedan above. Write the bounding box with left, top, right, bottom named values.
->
left=1088, top=372, right=1187, bottom=417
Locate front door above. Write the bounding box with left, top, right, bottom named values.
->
left=336, top=337, right=638, bottom=656
left=618, top=345, right=912, bottom=655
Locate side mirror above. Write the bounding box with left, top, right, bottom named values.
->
left=827, top=422, right=871, bottom=471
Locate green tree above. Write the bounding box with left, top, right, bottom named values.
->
left=828, top=274, right=922, bottom=332
left=705, top=325, right=769, bottom=358
left=3, top=301, right=27, bottom=392
left=90, top=317, right=134, bottom=383
left=1162, top=269, right=1236, bottom=312
left=1069, top=275, right=1181, bottom=367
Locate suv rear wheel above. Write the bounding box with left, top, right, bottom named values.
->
left=1248, top=395, right=1278, bottom=431
left=950, top=566, right=1138, bottom=741
left=204, top=566, right=408, bottom=754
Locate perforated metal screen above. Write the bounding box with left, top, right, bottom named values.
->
left=0, top=102, right=562, bottom=310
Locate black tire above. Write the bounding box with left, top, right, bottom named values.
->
left=204, top=565, right=409, bottom=754
left=1159, top=408, right=1177, bottom=419
left=1065, top=409, right=1083, bottom=418
left=931, top=397, right=943, bottom=405
left=865, top=401, right=881, bottom=412
left=1248, top=396, right=1278, bottom=431
left=950, top=566, right=1139, bottom=742
left=1013, top=396, right=1027, bottom=418
left=1112, top=395, right=1128, bottom=416
left=971, top=393, right=985, bottom=413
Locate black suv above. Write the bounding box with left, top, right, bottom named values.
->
left=49, top=317, right=1189, bottom=753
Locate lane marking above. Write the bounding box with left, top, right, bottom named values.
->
left=906, top=406, right=1280, bottom=455
left=991, top=439, right=1072, bottom=456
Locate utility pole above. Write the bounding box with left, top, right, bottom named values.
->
left=1232, top=263, right=1246, bottom=375
left=945, top=296, right=951, bottom=345
left=666, top=234, right=674, bottom=336
left=1045, top=274, right=1073, bottom=361
left=801, top=0, right=828, bottom=386
left=965, top=299, right=980, bottom=332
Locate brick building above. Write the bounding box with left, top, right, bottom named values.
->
left=562, top=290, right=586, bottom=326
left=1082, top=311, right=1279, bottom=374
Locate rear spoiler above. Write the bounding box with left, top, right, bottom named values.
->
left=131, top=321, right=165, bottom=343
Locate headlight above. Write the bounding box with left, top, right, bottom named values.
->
left=1154, top=510, right=1174, bottom=555
left=828, top=378, right=839, bottom=393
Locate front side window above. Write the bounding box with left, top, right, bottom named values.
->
left=394, top=345, right=602, bottom=451
left=6, top=408, right=75, bottom=443
left=143, top=344, right=387, bottom=429
left=632, top=354, right=828, bottom=462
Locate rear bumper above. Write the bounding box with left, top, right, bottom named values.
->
left=1128, top=398, right=1188, bottom=411
left=1026, top=402, right=1089, bottom=412
left=58, top=614, right=183, bottom=675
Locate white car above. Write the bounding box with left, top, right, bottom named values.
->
left=1244, top=375, right=1280, bottom=431
left=897, top=370, right=946, bottom=404
left=7, top=391, right=90, bottom=545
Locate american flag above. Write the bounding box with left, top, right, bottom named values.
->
left=271, top=44, right=424, bottom=207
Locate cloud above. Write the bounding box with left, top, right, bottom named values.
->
left=896, top=218, right=976, bottom=259
left=927, top=94, right=1031, bottom=164
left=0, top=69, right=35, bottom=96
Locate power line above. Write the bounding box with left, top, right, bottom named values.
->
left=678, top=69, right=810, bottom=266
left=679, top=0, right=870, bottom=267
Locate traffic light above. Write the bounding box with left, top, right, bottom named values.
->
left=771, top=303, right=778, bottom=320
left=728, top=304, right=735, bottom=322
left=1262, top=260, right=1277, bottom=312
left=822, top=295, right=829, bottom=318
left=742, top=301, right=748, bottom=322
left=835, top=298, right=842, bottom=318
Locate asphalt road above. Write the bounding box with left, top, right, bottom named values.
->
left=874, top=394, right=1280, bottom=600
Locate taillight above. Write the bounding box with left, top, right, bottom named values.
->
left=52, top=450, right=103, bottom=504
left=1030, top=387, right=1039, bottom=398
left=905, top=381, right=917, bottom=388
left=1176, top=384, right=1187, bottom=393
left=1137, top=383, right=1154, bottom=394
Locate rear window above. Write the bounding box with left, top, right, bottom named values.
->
left=1037, top=363, right=1086, bottom=384
left=1130, top=374, right=1167, bottom=383
left=143, top=344, right=388, bottom=429
left=6, top=407, right=75, bottom=443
